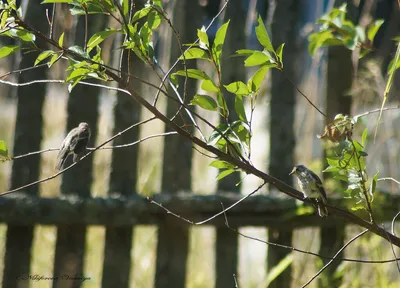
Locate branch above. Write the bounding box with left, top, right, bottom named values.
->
left=11, top=2, right=400, bottom=248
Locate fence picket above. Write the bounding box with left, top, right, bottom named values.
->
left=2, top=2, right=49, bottom=287
left=52, top=14, right=104, bottom=288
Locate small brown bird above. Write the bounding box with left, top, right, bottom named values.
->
left=289, top=165, right=328, bottom=217
left=55, top=122, right=91, bottom=170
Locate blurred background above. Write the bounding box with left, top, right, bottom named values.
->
left=0, top=0, right=400, bottom=287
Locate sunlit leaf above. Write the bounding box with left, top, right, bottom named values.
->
left=0, top=45, right=19, bottom=58
left=87, top=29, right=116, bottom=53
left=174, top=69, right=209, bottom=80
left=244, top=51, right=271, bottom=66
left=34, top=50, right=54, bottom=66
left=190, top=94, right=217, bottom=111
left=0, top=140, right=10, bottom=163
left=248, top=65, right=268, bottom=92
left=180, top=48, right=209, bottom=60
left=367, top=19, right=384, bottom=42
left=216, top=169, right=235, bottom=181
left=255, top=15, right=274, bottom=53
left=198, top=28, right=209, bottom=49
left=209, top=160, right=235, bottom=170
left=234, top=95, right=247, bottom=122
left=212, top=20, right=230, bottom=67
left=201, top=79, right=219, bottom=92
left=224, top=81, right=249, bottom=96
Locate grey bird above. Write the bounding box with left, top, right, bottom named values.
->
left=55, top=122, right=91, bottom=170
left=289, top=164, right=328, bottom=217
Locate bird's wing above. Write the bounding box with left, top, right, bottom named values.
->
left=56, top=130, right=73, bottom=160
left=308, top=170, right=327, bottom=201
left=71, top=128, right=90, bottom=152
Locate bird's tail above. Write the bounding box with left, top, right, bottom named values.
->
left=316, top=198, right=328, bottom=217
left=55, top=153, right=68, bottom=170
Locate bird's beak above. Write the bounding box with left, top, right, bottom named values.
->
left=289, top=167, right=296, bottom=175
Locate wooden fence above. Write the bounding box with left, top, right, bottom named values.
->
left=1, top=1, right=400, bottom=288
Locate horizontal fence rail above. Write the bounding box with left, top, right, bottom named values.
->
left=0, top=193, right=398, bottom=227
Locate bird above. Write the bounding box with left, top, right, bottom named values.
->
left=289, top=164, right=328, bottom=217
left=55, top=122, right=91, bottom=170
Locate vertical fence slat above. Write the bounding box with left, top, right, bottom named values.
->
left=215, top=0, right=246, bottom=286
left=2, top=2, right=48, bottom=287
left=102, top=0, right=144, bottom=282
left=267, top=1, right=300, bottom=287
left=319, top=1, right=359, bottom=285
left=154, top=1, right=202, bottom=287
left=52, top=14, right=104, bottom=288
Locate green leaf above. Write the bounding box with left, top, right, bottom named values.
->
left=122, top=0, right=129, bottom=18
left=87, top=29, right=116, bottom=53
left=235, top=95, right=247, bottom=122
left=58, top=32, right=65, bottom=47
left=308, top=31, right=334, bottom=56
left=216, top=169, right=235, bottom=181
left=190, top=94, right=217, bottom=111
left=66, top=67, right=90, bottom=82
left=361, top=128, right=368, bottom=147
left=255, top=15, right=274, bottom=53
left=180, top=48, right=209, bottom=60
left=197, top=29, right=209, bottom=49
left=41, top=0, right=74, bottom=3
left=264, top=254, right=293, bottom=287
left=147, top=11, right=162, bottom=30
left=14, top=29, right=35, bottom=42
left=201, top=79, right=219, bottom=92
left=235, top=49, right=255, bottom=56
left=174, top=69, right=209, bottom=80
left=48, top=53, right=60, bottom=68
left=275, top=43, right=285, bottom=67
left=367, top=19, right=384, bottom=42
left=212, top=20, right=230, bottom=67
left=244, top=51, right=271, bottom=67
left=369, top=172, right=378, bottom=199
left=34, top=50, right=54, bottom=66
left=0, top=140, right=9, bottom=163
left=216, top=91, right=228, bottom=114
left=132, top=6, right=151, bottom=23
left=0, top=45, right=19, bottom=58
left=224, top=81, right=249, bottom=96
left=248, top=65, right=268, bottom=92
left=209, top=160, right=235, bottom=169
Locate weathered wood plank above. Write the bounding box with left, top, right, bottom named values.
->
left=53, top=14, right=104, bottom=288
left=102, top=1, right=143, bottom=285
left=154, top=1, right=202, bottom=288
left=0, top=194, right=398, bottom=227
left=215, top=0, right=246, bottom=286
left=267, top=0, right=300, bottom=286
left=3, top=2, right=49, bottom=287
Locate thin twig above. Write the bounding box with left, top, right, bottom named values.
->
left=195, top=181, right=266, bottom=225
left=382, top=224, right=400, bottom=274
left=378, top=177, right=400, bottom=186
left=392, top=211, right=400, bottom=236
left=49, top=4, right=56, bottom=39
left=284, top=73, right=327, bottom=118
left=233, top=274, right=239, bottom=288
left=301, top=229, right=369, bottom=288
left=354, top=106, right=400, bottom=119
left=88, top=131, right=177, bottom=150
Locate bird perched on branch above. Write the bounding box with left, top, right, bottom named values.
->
left=289, top=164, right=328, bottom=217
left=55, top=122, right=91, bottom=170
